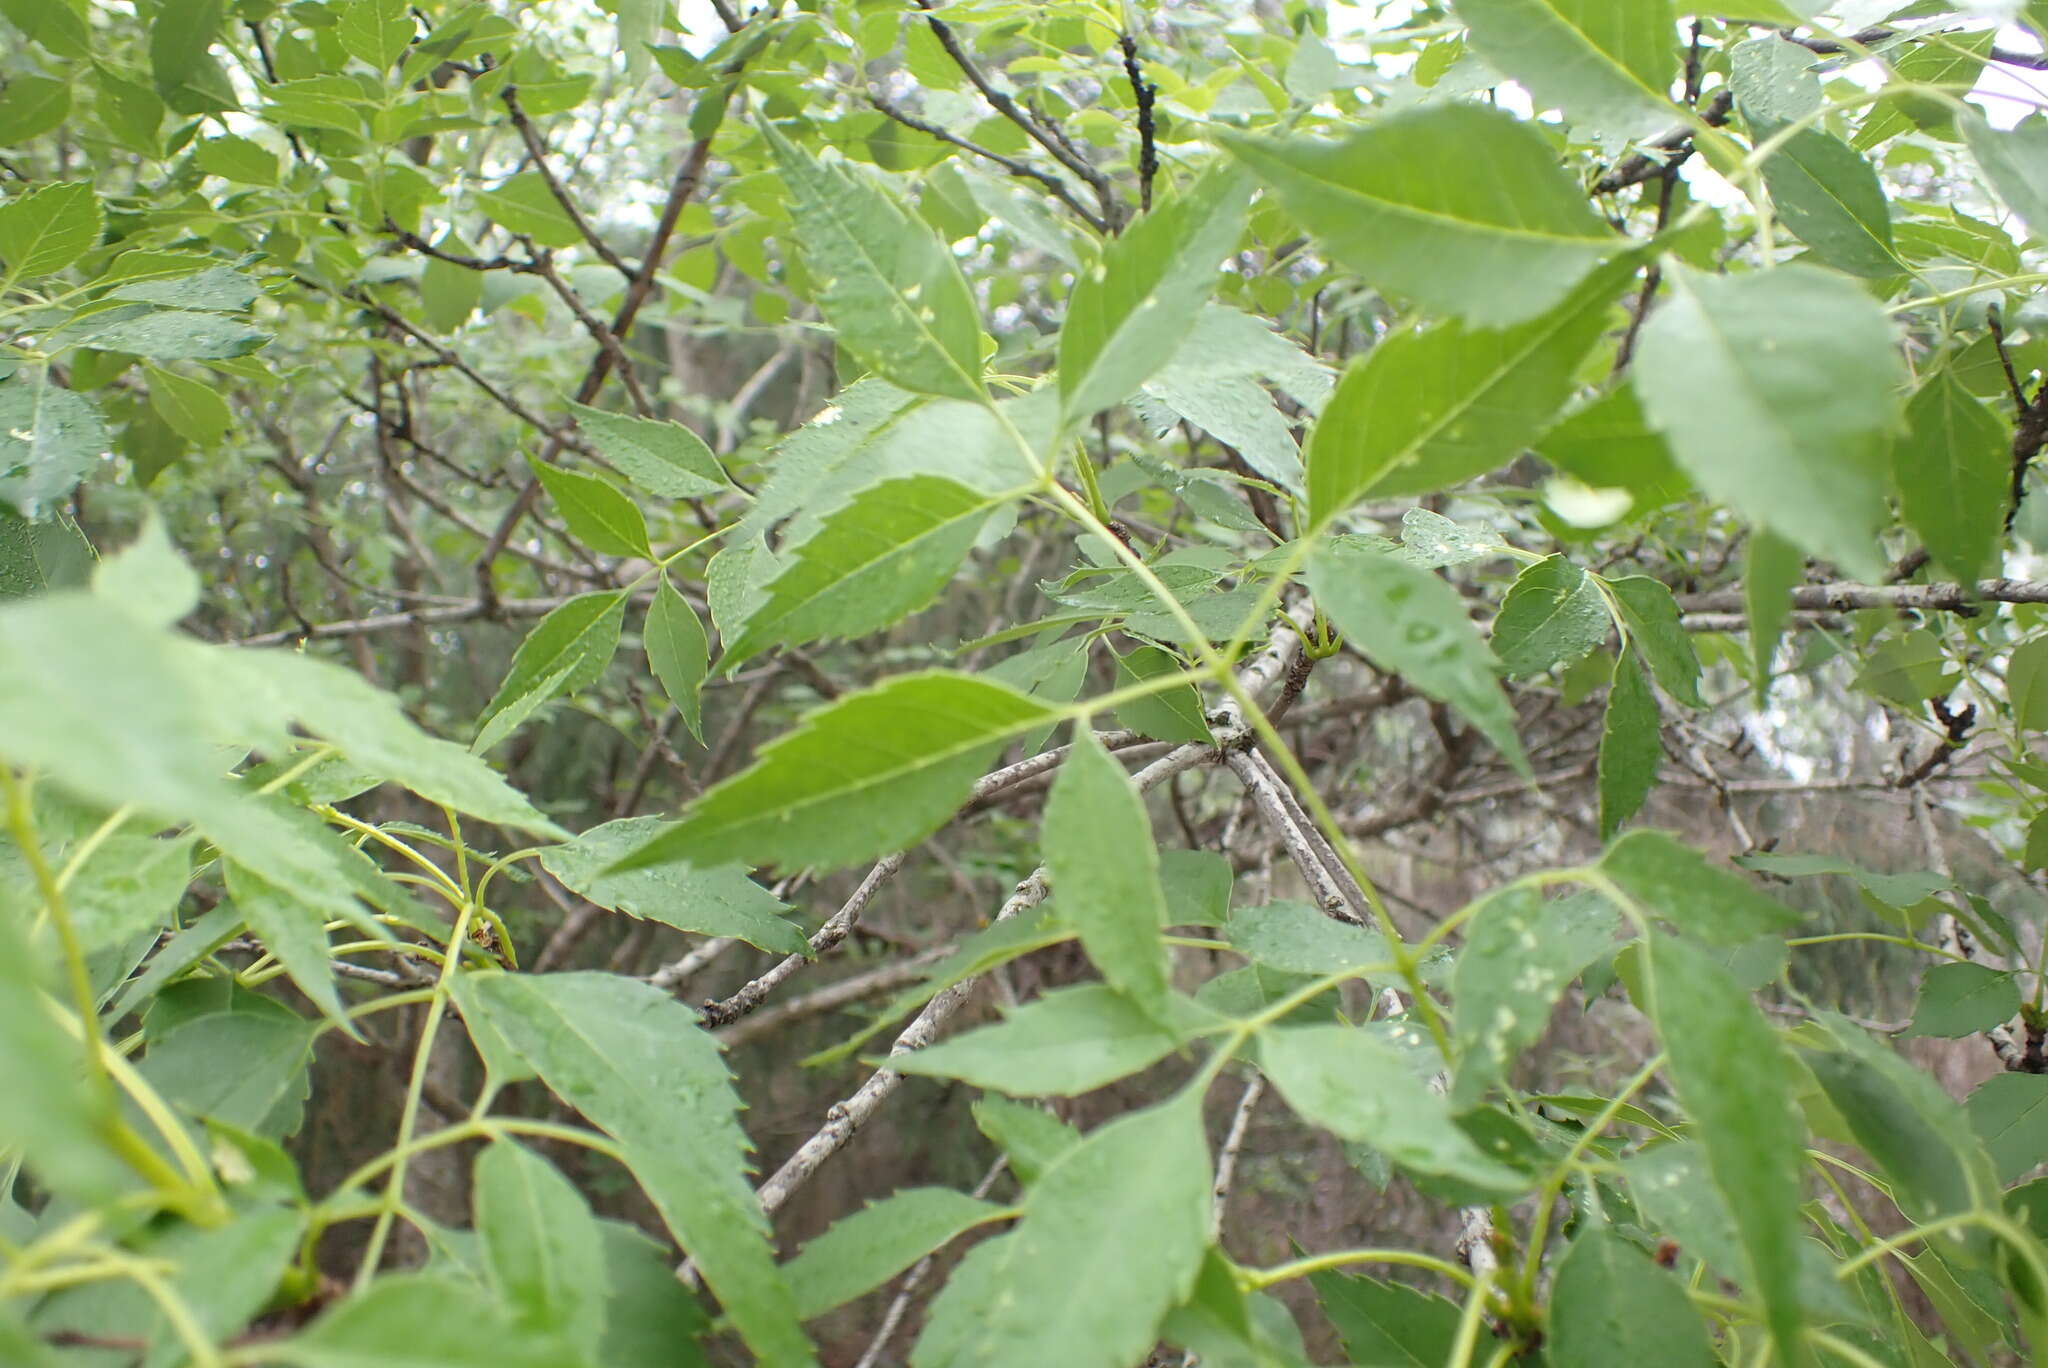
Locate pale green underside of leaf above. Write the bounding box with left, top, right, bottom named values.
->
left=1219, top=104, right=1616, bottom=327
left=613, top=671, right=1058, bottom=874
left=538, top=815, right=805, bottom=955
left=1454, top=0, right=1678, bottom=136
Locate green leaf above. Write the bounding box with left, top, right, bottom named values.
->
left=0, top=374, right=108, bottom=517
left=598, top=1221, right=714, bottom=1368
left=0, top=75, right=68, bottom=144
left=226, top=649, right=565, bottom=837
left=614, top=671, right=1055, bottom=874
left=1305, top=259, right=1629, bottom=523
left=725, top=475, right=1013, bottom=667
left=1451, top=889, right=1617, bottom=1106
left=421, top=233, right=484, bottom=332
left=892, top=983, right=1194, bottom=1095
left=569, top=402, right=727, bottom=500
left=464, top=972, right=814, bottom=1368
left=1218, top=104, right=1616, bottom=327
left=141, top=994, right=314, bottom=1138
left=476, top=172, right=583, bottom=249
left=530, top=457, right=652, bottom=558
left=912, top=1097, right=1211, bottom=1368
left=149, top=0, right=236, bottom=115
left=0, top=182, right=99, bottom=279
left=1800, top=1012, right=2000, bottom=1252
left=272, top=1274, right=581, bottom=1368
left=1633, top=266, right=1902, bottom=582
left=1965, top=112, right=2048, bottom=235
left=537, top=816, right=806, bottom=955
left=765, top=121, right=984, bottom=401
left=1763, top=130, right=1899, bottom=277
left=1059, top=163, right=1250, bottom=422
left=972, top=1096, right=1081, bottom=1184
left=144, top=364, right=233, bottom=447
left=1638, top=266, right=1908, bottom=577
left=1729, top=34, right=1823, bottom=133
left=646, top=577, right=709, bottom=744
left=1260, top=1024, right=1526, bottom=1192
left=65, top=308, right=270, bottom=360
left=472, top=590, right=627, bottom=753
left=1045, top=729, right=1172, bottom=1017
left=1606, top=575, right=1702, bottom=709
left=1229, top=900, right=1390, bottom=977
left=1893, top=366, right=2009, bottom=583
left=0, top=911, right=136, bottom=1202
left=1493, top=554, right=1609, bottom=680
left=1600, top=830, right=1800, bottom=946
left=474, top=1140, right=610, bottom=1344
left=1535, top=382, right=1689, bottom=510
left=1307, top=539, right=1530, bottom=778
left=1452, top=0, right=1677, bottom=135
left=338, top=0, right=414, bottom=70
left=1547, top=1228, right=1718, bottom=1368
left=1744, top=530, right=1802, bottom=702
left=1598, top=647, right=1660, bottom=840
left=1113, top=645, right=1211, bottom=744
left=1855, top=30, right=1993, bottom=150
left=228, top=861, right=350, bottom=1029
left=1902, top=961, right=2020, bottom=1039
left=1967, top=1072, right=2048, bottom=1183
left=107, top=265, right=258, bottom=312
left=1647, top=932, right=1806, bottom=1364
left=785, top=1187, right=1008, bottom=1320
left=1310, top=1269, right=1460, bottom=1368
left=192, top=133, right=279, bottom=187
left=0, top=505, right=92, bottom=599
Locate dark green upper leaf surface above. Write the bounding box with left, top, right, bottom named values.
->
left=891, top=983, right=1197, bottom=1096
left=1451, top=889, right=1617, bottom=1106
left=1547, top=1228, right=1719, bottom=1368
left=1764, top=130, right=1899, bottom=278
left=1633, top=263, right=1903, bottom=582
left=0, top=376, right=109, bottom=518
left=1968, top=1072, right=2048, bottom=1184
left=569, top=402, right=726, bottom=500
left=615, top=671, right=1056, bottom=874
left=912, top=1097, right=1211, bottom=1368
left=723, top=475, right=1013, bottom=668
left=1492, top=555, right=1609, bottom=680
left=472, top=590, right=627, bottom=754
left=1310, top=1270, right=1461, bottom=1368
left=531, top=458, right=652, bottom=559
left=1902, top=961, right=2020, bottom=1039
left=1059, top=163, right=1250, bottom=422
left=785, top=1187, right=1007, bottom=1321
left=1597, top=648, right=1661, bottom=840
left=464, top=972, right=813, bottom=1368
left=473, top=1140, right=610, bottom=1345
left=1648, top=933, right=1807, bottom=1364
left=1600, top=830, right=1799, bottom=946
left=1606, top=575, right=1702, bottom=709
left=0, top=181, right=99, bottom=279
left=1259, top=1024, right=1527, bottom=1193
left=1893, top=366, right=2009, bottom=584
left=1044, top=729, right=1173, bottom=1018
left=766, top=122, right=984, bottom=401
left=1219, top=103, right=1616, bottom=327
left=1308, top=540, right=1530, bottom=778
left=271, top=1274, right=581, bottom=1368
left=1304, top=258, right=1629, bottom=524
